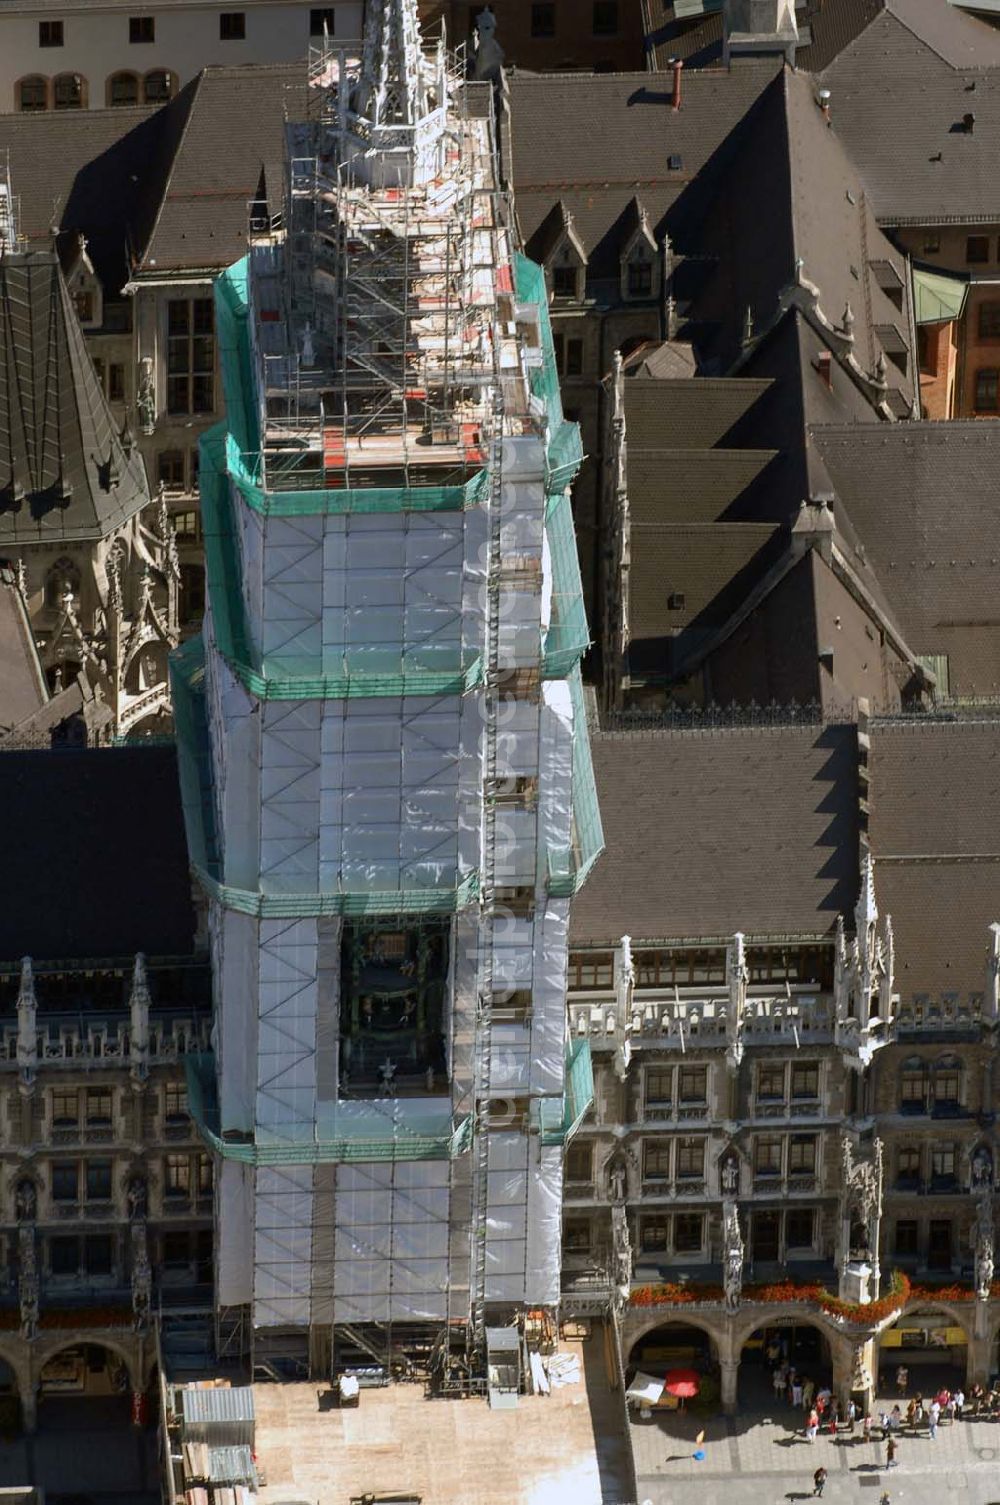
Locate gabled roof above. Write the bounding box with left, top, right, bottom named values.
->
left=868, top=716, right=1000, bottom=1001
left=622, top=377, right=773, bottom=448
left=134, top=63, right=305, bottom=277
left=569, top=722, right=861, bottom=945
left=629, top=520, right=783, bottom=639
left=810, top=422, right=1000, bottom=696
left=0, top=250, right=149, bottom=545
left=821, top=9, right=1000, bottom=223
left=506, top=63, right=781, bottom=281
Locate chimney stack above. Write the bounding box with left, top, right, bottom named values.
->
left=671, top=57, right=684, bottom=112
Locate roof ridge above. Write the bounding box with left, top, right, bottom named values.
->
left=132, top=73, right=203, bottom=272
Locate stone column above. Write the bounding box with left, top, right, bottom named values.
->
left=720, top=1356, right=740, bottom=1415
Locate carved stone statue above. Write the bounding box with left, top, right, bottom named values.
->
left=15, top=1179, right=36, bottom=1223
left=137, top=357, right=156, bottom=435
left=472, top=6, right=505, bottom=83
left=611, top=1201, right=632, bottom=1308
left=18, top=1226, right=38, bottom=1341
left=722, top=1197, right=744, bottom=1313
left=976, top=1188, right=995, bottom=1302
left=721, top=1153, right=739, bottom=1196
left=132, top=1221, right=152, bottom=1329
left=127, top=1176, right=148, bottom=1221
left=608, top=1159, right=627, bottom=1204
left=972, top=1146, right=993, bottom=1189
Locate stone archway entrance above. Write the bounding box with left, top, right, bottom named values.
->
left=27, top=1339, right=157, bottom=1499
left=626, top=1320, right=721, bottom=1412
left=877, top=1305, right=971, bottom=1400
left=739, top=1318, right=833, bottom=1413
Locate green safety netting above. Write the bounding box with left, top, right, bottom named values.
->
left=215, top=259, right=489, bottom=515
left=185, top=1053, right=470, bottom=1163
left=199, top=424, right=484, bottom=701
left=170, top=634, right=481, bottom=918
left=546, top=663, right=605, bottom=896
left=514, top=253, right=585, bottom=489
left=538, top=1039, right=594, bottom=1144
left=543, top=489, right=590, bottom=676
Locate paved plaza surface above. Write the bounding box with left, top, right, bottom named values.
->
left=254, top=1335, right=633, bottom=1505
left=632, top=1394, right=1000, bottom=1505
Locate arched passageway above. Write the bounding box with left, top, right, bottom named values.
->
left=626, top=1321, right=721, bottom=1414
left=740, top=1319, right=833, bottom=1413
left=876, top=1306, right=970, bottom=1403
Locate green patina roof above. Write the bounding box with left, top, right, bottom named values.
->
left=913, top=267, right=968, bottom=326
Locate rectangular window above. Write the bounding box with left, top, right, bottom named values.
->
left=565, top=1140, right=593, bottom=1182
left=757, top=1064, right=785, bottom=1101
left=162, top=1231, right=190, bottom=1265
left=675, top=1139, right=704, bottom=1180
left=167, top=298, right=215, bottom=414
left=898, top=1146, right=921, bottom=1176
left=679, top=1066, right=707, bottom=1103
left=108, top=363, right=126, bottom=403
left=39, top=20, right=64, bottom=46
left=644, top=1068, right=673, bottom=1108
left=895, top=1219, right=919, bottom=1256
left=129, top=16, right=155, bottom=42
left=788, top=1135, right=816, bottom=1174
left=641, top=1217, right=668, bottom=1252
left=931, top=1145, right=956, bottom=1179
left=552, top=264, right=578, bottom=299
left=791, top=1062, right=819, bottom=1099
left=49, top=1236, right=79, bottom=1275
left=51, top=1090, right=79, bottom=1128
left=934, top=1070, right=961, bottom=1105
left=309, top=7, right=335, bottom=35
left=165, top=1153, right=190, bottom=1197
left=85, top=1234, right=113, bottom=1276
left=86, top=1161, right=112, bottom=1201
left=754, top=1137, right=782, bottom=1177
left=157, top=450, right=186, bottom=492
left=785, top=1208, right=814, bottom=1249
left=564, top=1218, right=591, bottom=1252
left=627, top=260, right=652, bottom=298
left=564, top=337, right=584, bottom=376
left=52, top=1163, right=79, bottom=1202
left=974, top=368, right=999, bottom=413
left=74, top=289, right=94, bottom=323
left=570, top=953, right=614, bottom=989
left=900, top=1070, right=926, bottom=1107
left=172, top=510, right=199, bottom=542
left=643, top=1142, right=671, bottom=1180
left=593, top=0, right=618, bottom=34
left=164, top=1083, right=188, bottom=1122
left=967, top=235, right=990, bottom=264
left=86, top=1088, right=113, bottom=1126
left=978, top=302, right=1000, bottom=339
left=220, top=11, right=246, bottom=40
left=532, top=2, right=556, bottom=35
left=674, top=1212, right=703, bottom=1253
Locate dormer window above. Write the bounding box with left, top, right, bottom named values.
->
left=627, top=257, right=653, bottom=299
left=552, top=262, right=580, bottom=300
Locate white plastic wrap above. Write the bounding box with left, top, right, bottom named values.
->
left=260, top=513, right=324, bottom=667
left=255, top=916, right=318, bottom=1133
left=259, top=700, right=322, bottom=892
left=333, top=1161, right=451, bottom=1322
left=219, top=909, right=259, bottom=1132
left=253, top=1163, right=314, bottom=1327
left=217, top=1159, right=254, bottom=1306
left=529, top=901, right=570, bottom=1097
left=525, top=1144, right=563, bottom=1306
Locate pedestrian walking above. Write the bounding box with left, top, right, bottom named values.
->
left=890, top=1404, right=902, bottom=1432
left=806, top=1407, right=819, bottom=1442
left=813, top=1465, right=828, bottom=1497
left=863, top=1412, right=872, bottom=1444
left=886, top=1436, right=897, bottom=1469
left=792, top=1376, right=804, bottom=1407
left=773, top=1365, right=786, bottom=1401
left=955, top=1387, right=965, bottom=1420
left=929, top=1399, right=940, bottom=1439
left=803, top=1377, right=815, bottom=1410
left=846, top=1398, right=857, bottom=1433
left=896, top=1364, right=909, bottom=1396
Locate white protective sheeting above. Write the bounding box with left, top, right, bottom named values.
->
left=529, top=900, right=570, bottom=1097
left=236, top=487, right=266, bottom=657
left=484, top=1132, right=530, bottom=1302
left=253, top=1163, right=314, bottom=1327
left=218, top=908, right=259, bottom=1133
left=255, top=917, right=318, bottom=1134
left=217, top=1159, right=255, bottom=1306
left=525, top=1143, right=563, bottom=1306
left=259, top=700, right=322, bottom=892
left=333, top=1160, right=451, bottom=1322
left=626, top=1372, right=665, bottom=1407
left=259, top=513, right=323, bottom=667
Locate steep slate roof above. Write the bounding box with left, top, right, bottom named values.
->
left=821, top=8, right=1000, bottom=223
left=629, top=520, right=782, bottom=638
left=868, top=718, right=1000, bottom=1001
left=0, top=96, right=187, bottom=293
left=622, top=377, right=772, bottom=448
left=506, top=62, right=781, bottom=281
left=0, top=570, right=48, bottom=731
left=0, top=251, right=149, bottom=545
left=0, top=747, right=197, bottom=961
left=811, top=422, right=1000, bottom=696
left=135, top=63, right=305, bottom=277
left=570, top=723, right=860, bottom=945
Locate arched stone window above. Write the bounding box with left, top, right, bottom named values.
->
left=53, top=74, right=86, bottom=110
left=143, top=69, right=177, bottom=103
left=107, top=71, right=140, bottom=107
left=17, top=75, right=48, bottom=112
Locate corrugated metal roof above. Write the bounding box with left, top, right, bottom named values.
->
left=208, top=1446, right=258, bottom=1486
left=180, top=1386, right=255, bottom=1426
